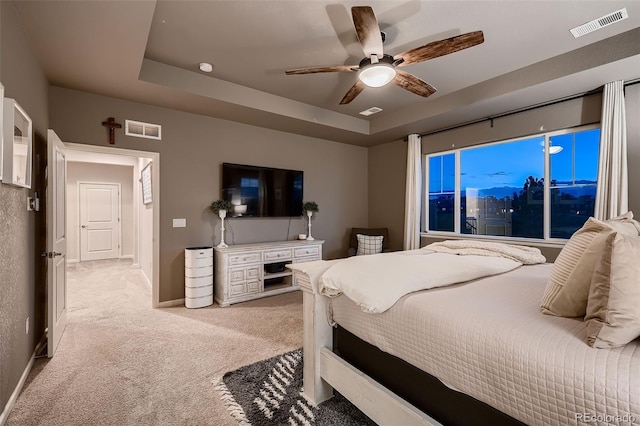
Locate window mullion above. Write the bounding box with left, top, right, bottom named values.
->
left=454, top=151, right=461, bottom=234
left=544, top=135, right=550, bottom=240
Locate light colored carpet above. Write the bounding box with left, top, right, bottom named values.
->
left=7, top=259, right=303, bottom=425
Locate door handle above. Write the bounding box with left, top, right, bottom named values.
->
left=81, top=225, right=87, bottom=229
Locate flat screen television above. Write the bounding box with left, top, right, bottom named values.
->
left=221, top=163, right=304, bottom=217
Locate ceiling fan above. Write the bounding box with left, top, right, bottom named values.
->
left=285, top=6, right=484, bottom=105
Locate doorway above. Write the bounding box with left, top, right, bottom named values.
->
left=79, top=182, right=121, bottom=261
left=63, top=143, right=160, bottom=307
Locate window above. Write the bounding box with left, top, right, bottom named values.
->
left=425, top=126, right=600, bottom=241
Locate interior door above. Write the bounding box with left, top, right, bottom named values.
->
left=79, top=183, right=120, bottom=261
left=47, top=130, right=67, bottom=358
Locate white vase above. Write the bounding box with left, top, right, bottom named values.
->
left=306, top=210, right=314, bottom=241
left=217, top=210, right=228, bottom=248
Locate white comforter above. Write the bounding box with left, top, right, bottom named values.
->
left=330, top=264, right=640, bottom=426
left=293, top=249, right=523, bottom=313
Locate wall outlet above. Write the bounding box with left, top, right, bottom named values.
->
left=25, top=317, right=29, bottom=334
left=173, top=218, right=186, bottom=228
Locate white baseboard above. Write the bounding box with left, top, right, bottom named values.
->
left=156, top=298, right=185, bottom=308
left=0, top=338, right=46, bottom=426
left=120, top=255, right=133, bottom=260
left=67, top=258, right=79, bottom=264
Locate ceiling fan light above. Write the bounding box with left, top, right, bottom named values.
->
left=359, top=63, right=396, bottom=87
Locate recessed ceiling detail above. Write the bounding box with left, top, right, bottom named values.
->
left=11, top=1, right=640, bottom=147
left=570, top=8, right=629, bottom=38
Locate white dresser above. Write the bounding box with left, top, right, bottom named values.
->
left=214, top=240, right=323, bottom=307
left=185, top=246, right=214, bottom=308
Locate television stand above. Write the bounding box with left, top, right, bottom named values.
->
left=214, top=240, right=324, bottom=307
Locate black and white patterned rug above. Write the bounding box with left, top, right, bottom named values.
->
left=214, top=349, right=376, bottom=425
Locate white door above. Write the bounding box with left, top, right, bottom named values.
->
left=79, top=183, right=120, bottom=261
left=47, top=130, right=67, bottom=358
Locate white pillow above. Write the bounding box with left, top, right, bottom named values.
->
left=585, top=232, right=640, bottom=348
left=356, top=234, right=384, bottom=255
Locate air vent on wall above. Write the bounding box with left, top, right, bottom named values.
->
left=570, top=8, right=628, bottom=38
left=125, top=120, right=161, bottom=140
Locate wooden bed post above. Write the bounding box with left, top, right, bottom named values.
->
left=294, top=270, right=334, bottom=405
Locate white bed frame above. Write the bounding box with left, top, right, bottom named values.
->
left=294, top=269, right=442, bottom=426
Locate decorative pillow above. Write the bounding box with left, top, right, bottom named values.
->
left=541, top=214, right=638, bottom=317
left=356, top=234, right=384, bottom=256
left=585, top=232, right=640, bottom=348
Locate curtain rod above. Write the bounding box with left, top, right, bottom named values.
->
left=413, top=78, right=640, bottom=139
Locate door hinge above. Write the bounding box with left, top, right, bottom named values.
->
left=41, top=251, right=62, bottom=258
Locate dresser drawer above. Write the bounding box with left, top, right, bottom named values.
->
left=185, top=275, right=213, bottom=288
left=294, top=246, right=320, bottom=258
left=185, top=265, right=213, bottom=278
left=228, top=252, right=261, bottom=265
left=229, top=266, right=261, bottom=283
left=185, top=256, right=213, bottom=268
left=185, top=247, right=213, bottom=259
left=264, top=249, right=292, bottom=262
left=229, top=266, right=260, bottom=283
left=247, top=281, right=261, bottom=293
left=229, top=282, right=247, bottom=297
left=293, top=256, right=319, bottom=264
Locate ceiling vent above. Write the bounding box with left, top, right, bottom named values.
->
left=570, top=8, right=628, bottom=38
left=359, top=107, right=383, bottom=116
left=125, top=120, right=161, bottom=140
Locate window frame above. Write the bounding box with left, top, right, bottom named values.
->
left=422, top=124, right=600, bottom=244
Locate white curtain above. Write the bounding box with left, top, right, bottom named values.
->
left=404, top=134, right=422, bottom=250
left=594, top=80, right=628, bottom=220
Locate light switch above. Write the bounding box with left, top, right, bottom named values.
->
left=173, top=218, right=186, bottom=228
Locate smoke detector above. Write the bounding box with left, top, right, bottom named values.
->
left=570, top=8, right=628, bottom=38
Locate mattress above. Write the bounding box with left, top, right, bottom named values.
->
left=330, top=263, right=640, bottom=426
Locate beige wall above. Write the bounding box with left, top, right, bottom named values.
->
left=49, top=87, right=369, bottom=302
left=368, top=139, right=406, bottom=251
left=66, top=162, right=135, bottom=262
left=0, top=1, right=49, bottom=415
left=368, top=88, right=640, bottom=262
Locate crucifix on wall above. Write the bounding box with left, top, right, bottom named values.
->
left=101, top=117, right=122, bottom=145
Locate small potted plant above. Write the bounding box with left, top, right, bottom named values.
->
left=302, top=201, right=319, bottom=241
left=210, top=199, right=232, bottom=248
left=302, top=201, right=319, bottom=214
left=210, top=199, right=232, bottom=216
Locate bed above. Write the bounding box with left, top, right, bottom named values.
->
left=288, top=245, right=640, bottom=426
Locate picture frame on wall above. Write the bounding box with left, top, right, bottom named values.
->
left=2, top=97, right=32, bottom=188
left=141, top=161, right=152, bottom=205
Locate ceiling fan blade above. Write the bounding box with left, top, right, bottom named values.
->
left=339, top=80, right=366, bottom=105
left=352, top=6, right=384, bottom=58
left=394, top=31, right=484, bottom=66
left=285, top=65, right=357, bottom=75
left=394, top=70, right=437, bottom=98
